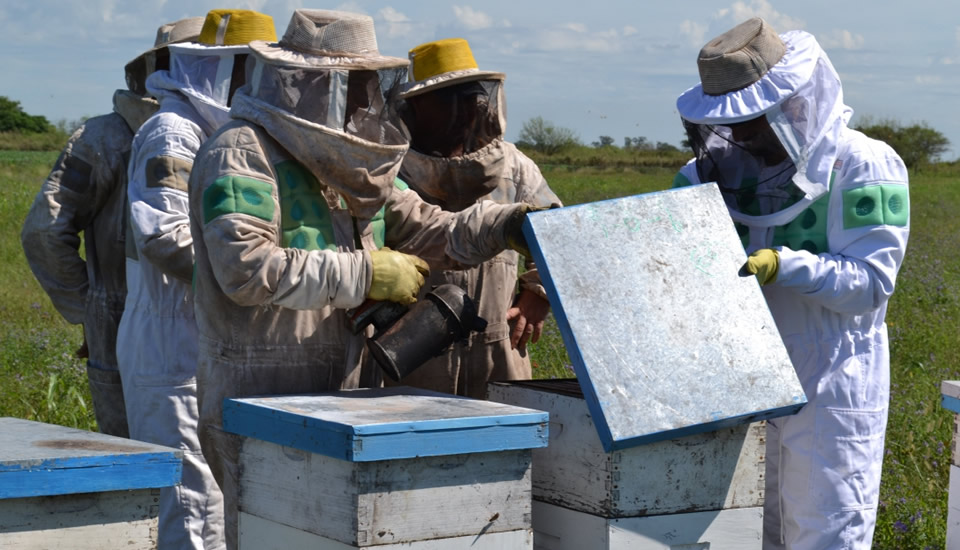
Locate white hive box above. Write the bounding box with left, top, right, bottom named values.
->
left=489, top=381, right=764, bottom=549
left=491, top=184, right=809, bottom=548
left=0, top=417, right=182, bottom=549
left=941, top=381, right=960, bottom=549
left=223, top=387, right=548, bottom=549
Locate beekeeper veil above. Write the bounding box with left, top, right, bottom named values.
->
left=395, top=38, right=509, bottom=211
left=676, top=18, right=851, bottom=228
left=124, top=17, right=205, bottom=96
left=231, top=9, right=410, bottom=218
left=145, top=10, right=277, bottom=133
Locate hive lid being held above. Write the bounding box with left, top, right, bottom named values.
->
left=522, top=183, right=806, bottom=451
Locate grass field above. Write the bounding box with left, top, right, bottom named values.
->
left=1, top=150, right=958, bottom=548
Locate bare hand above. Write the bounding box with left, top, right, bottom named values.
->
left=506, top=289, right=551, bottom=352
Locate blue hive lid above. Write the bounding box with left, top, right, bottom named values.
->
left=522, top=184, right=807, bottom=451
left=223, top=386, right=548, bottom=462
left=0, top=417, right=182, bottom=498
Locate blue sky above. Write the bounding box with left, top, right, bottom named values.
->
left=2, top=0, right=958, bottom=159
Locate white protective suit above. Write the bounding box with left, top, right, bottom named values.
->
left=674, top=30, right=909, bottom=549
left=21, top=90, right=157, bottom=438
left=117, top=41, right=250, bottom=550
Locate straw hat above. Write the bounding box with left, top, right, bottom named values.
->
left=197, top=9, right=277, bottom=46
left=124, top=17, right=205, bottom=93
left=400, top=38, right=504, bottom=99
left=697, top=17, right=786, bottom=96
left=248, top=10, right=407, bottom=70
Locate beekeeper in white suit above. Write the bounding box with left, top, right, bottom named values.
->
left=186, top=10, right=541, bottom=548
left=673, top=18, right=909, bottom=549
left=117, top=9, right=276, bottom=549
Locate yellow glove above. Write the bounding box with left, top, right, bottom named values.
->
left=739, top=248, right=779, bottom=286
left=368, top=248, right=430, bottom=305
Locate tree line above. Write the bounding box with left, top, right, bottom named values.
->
left=0, top=95, right=952, bottom=168
left=516, top=115, right=953, bottom=169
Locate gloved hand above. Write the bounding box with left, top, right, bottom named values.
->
left=503, top=204, right=552, bottom=258
left=368, top=248, right=430, bottom=305
left=739, top=248, right=779, bottom=286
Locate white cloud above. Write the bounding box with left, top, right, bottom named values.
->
left=623, top=26, right=638, bottom=37
left=536, top=26, right=621, bottom=53
left=452, top=5, right=492, bottom=30
left=724, top=0, right=804, bottom=31
left=377, top=6, right=415, bottom=38
left=915, top=75, right=942, bottom=85
left=679, top=19, right=708, bottom=46
left=817, top=29, right=865, bottom=50
left=379, top=6, right=408, bottom=23
left=333, top=2, right=367, bottom=15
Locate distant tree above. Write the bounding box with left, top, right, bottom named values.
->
left=623, top=136, right=652, bottom=151
left=518, top=116, right=580, bottom=154
left=854, top=117, right=950, bottom=169
left=0, top=96, right=52, bottom=133
left=592, top=135, right=615, bottom=148
left=655, top=142, right=680, bottom=153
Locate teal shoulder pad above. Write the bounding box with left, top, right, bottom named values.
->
left=203, top=175, right=274, bottom=224
left=842, top=184, right=908, bottom=229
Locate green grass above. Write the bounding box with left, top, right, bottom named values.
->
left=0, top=131, right=70, bottom=152
left=2, top=149, right=958, bottom=548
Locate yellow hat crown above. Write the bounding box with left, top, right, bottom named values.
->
left=198, top=9, right=277, bottom=46
left=409, top=38, right=479, bottom=82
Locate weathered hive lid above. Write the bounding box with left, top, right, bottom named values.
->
left=941, top=381, right=960, bottom=413
left=223, top=386, right=548, bottom=462
left=523, top=183, right=807, bottom=451
left=0, top=417, right=183, bottom=498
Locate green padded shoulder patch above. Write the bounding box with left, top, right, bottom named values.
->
left=842, top=184, right=908, bottom=230
left=393, top=177, right=409, bottom=191
left=203, top=175, right=274, bottom=224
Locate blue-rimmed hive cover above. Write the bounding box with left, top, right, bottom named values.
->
left=223, top=387, right=548, bottom=462
left=523, top=183, right=806, bottom=451
left=0, top=417, right=182, bottom=499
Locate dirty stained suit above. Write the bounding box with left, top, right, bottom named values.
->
left=395, top=141, right=561, bottom=398
left=21, top=89, right=158, bottom=437
left=188, top=90, right=532, bottom=544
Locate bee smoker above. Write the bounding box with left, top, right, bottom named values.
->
left=348, top=284, right=488, bottom=382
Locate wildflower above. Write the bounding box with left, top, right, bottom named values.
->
left=893, top=520, right=908, bottom=533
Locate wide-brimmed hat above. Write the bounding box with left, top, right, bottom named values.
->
left=124, top=17, right=204, bottom=93
left=248, top=9, right=407, bottom=71
left=697, top=17, right=786, bottom=96
left=399, top=38, right=505, bottom=99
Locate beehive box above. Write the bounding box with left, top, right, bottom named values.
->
left=489, top=380, right=763, bottom=548
left=0, top=417, right=182, bottom=549
left=489, top=380, right=765, bottom=517
left=223, top=387, right=548, bottom=549
left=941, top=380, right=960, bottom=548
